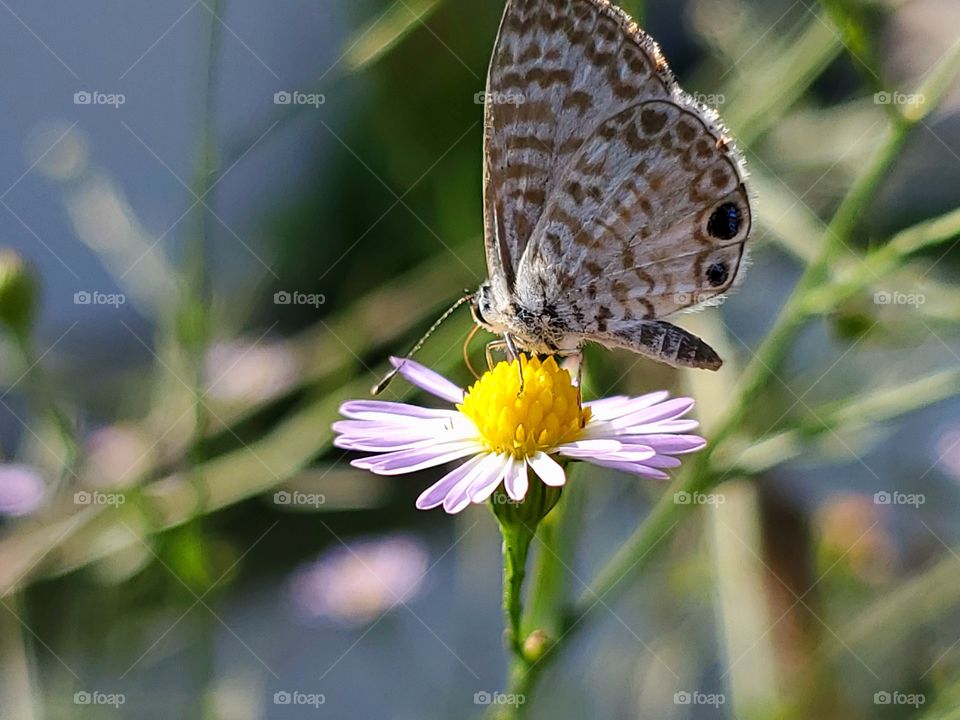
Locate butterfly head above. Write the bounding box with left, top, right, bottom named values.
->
left=470, top=282, right=502, bottom=334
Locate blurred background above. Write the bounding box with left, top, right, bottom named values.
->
left=1, top=0, right=960, bottom=717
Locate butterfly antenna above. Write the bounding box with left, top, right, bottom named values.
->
left=371, top=292, right=474, bottom=396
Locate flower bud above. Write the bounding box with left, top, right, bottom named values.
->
left=0, top=250, right=38, bottom=335
left=522, top=629, right=554, bottom=663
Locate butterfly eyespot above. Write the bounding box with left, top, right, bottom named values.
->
left=707, top=202, right=742, bottom=240
left=706, top=261, right=729, bottom=287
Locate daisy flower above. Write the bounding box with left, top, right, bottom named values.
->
left=334, top=356, right=706, bottom=514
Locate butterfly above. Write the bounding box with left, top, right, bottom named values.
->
left=373, top=0, right=750, bottom=395
left=469, top=0, right=751, bottom=371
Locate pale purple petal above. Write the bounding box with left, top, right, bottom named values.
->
left=582, top=395, right=631, bottom=416
left=590, top=446, right=656, bottom=462
left=611, top=398, right=696, bottom=428
left=468, top=454, right=512, bottom=503
left=586, top=458, right=671, bottom=480
left=503, top=456, right=528, bottom=501
left=554, top=439, right=622, bottom=453
left=416, top=455, right=486, bottom=510
left=629, top=434, right=706, bottom=454
left=644, top=455, right=683, bottom=468
left=340, top=400, right=460, bottom=420
left=585, top=391, right=670, bottom=420
left=557, top=446, right=618, bottom=460
left=620, top=419, right=700, bottom=434
left=0, top=465, right=45, bottom=517
left=390, top=357, right=464, bottom=404
left=444, top=453, right=506, bottom=513
left=352, top=441, right=481, bottom=475
left=527, top=452, right=566, bottom=487
left=335, top=427, right=476, bottom=452
left=333, top=418, right=464, bottom=434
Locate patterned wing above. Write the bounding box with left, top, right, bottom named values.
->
left=514, top=99, right=751, bottom=331
left=481, top=0, right=674, bottom=298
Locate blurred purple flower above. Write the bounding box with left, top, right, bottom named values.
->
left=935, top=427, right=960, bottom=482
left=203, top=339, right=299, bottom=404
left=83, top=424, right=152, bottom=489
left=288, top=534, right=428, bottom=625
left=0, top=464, right=46, bottom=517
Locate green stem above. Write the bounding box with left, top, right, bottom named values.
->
left=488, top=524, right=534, bottom=720
left=489, top=477, right=564, bottom=719
left=501, top=525, right=533, bottom=659
left=525, top=483, right=576, bottom=634
left=180, top=0, right=223, bottom=510
left=190, top=0, right=223, bottom=416
left=11, top=329, right=80, bottom=481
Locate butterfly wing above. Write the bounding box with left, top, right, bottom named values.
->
left=482, top=0, right=675, bottom=300
left=515, top=99, right=751, bottom=325
left=483, top=0, right=751, bottom=368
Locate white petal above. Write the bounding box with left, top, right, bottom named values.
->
left=503, top=456, right=529, bottom=501
left=527, top=452, right=566, bottom=487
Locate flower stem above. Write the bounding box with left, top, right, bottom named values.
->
left=487, top=523, right=535, bottom=720
left=11, top=328, right=80, bottom=482
left=490, top=478, right=564, bottom=719
left=501, top=523, right=533, bottom=659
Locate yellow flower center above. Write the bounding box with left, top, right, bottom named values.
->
left=458, top=355, right=590, bottom=458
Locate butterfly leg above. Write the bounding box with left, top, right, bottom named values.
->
left=594, top=321, right=722, bottom=371
left=483, top=336, right=526, bottom=392
left=504, top=333, right=522, bottom=363
left=503, top=334, right=527, bottom=393
left=557, top=352, right=584, bottom=405
left=484, top=340, right=507, bottom=370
